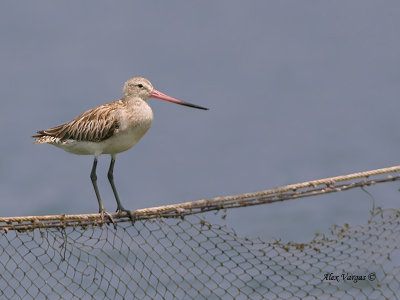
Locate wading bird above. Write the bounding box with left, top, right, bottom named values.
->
left=33, top=77, right=208, bottom=222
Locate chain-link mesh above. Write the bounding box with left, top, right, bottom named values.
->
left=1, top=166, right=400, bottom=299
left=0, top=208, right=399, bottom=299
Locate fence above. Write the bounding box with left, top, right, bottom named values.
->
left=1, top=166, right=400, bottom=299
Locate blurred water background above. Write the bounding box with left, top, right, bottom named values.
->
left=0, top=1, right=399, bottom=242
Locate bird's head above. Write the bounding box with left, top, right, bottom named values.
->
left=123, top=77, right=154, bottom=100
left=123, top=77, right=208, bottom=110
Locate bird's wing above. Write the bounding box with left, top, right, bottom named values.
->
left=33, top=101, right=122, bottom=142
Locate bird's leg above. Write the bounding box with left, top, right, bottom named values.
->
left=90, top=157, right=115, bottom=228
left=108, top=155, right=135, bottom=223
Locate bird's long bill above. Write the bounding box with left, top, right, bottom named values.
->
left=150, top=89, right=208, bottom=110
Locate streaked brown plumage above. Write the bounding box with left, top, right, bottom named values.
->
left=34, top=101, right=122, bottom=143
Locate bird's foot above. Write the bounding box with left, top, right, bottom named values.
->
left=116, top=207, right=135, bottom=224
left=99, top=209, right=117, bottom=229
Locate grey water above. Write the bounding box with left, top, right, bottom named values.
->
left=1, top=0, right=399, bottom=245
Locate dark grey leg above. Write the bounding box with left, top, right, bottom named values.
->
left=108, top=155, right=135, bottom=222
left=91, top=157, right=115, bottom=227
left=90, top=157, right=104, bottom=213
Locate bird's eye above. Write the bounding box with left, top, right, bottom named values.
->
left=137, top=84, right=144, bottom=88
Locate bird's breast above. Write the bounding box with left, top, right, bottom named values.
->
left=101, top=101, right=154, bottom=155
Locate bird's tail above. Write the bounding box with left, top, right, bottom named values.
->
left=32, top=131, right=56, bottom=144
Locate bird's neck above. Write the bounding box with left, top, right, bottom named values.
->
left=122, top=96, right=148, bottom=106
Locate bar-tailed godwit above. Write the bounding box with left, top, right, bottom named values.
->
left=33, top=77, right=208, bottom=222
